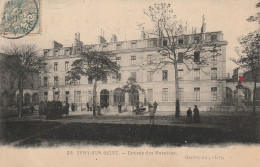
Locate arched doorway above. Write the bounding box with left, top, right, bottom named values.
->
left=32, top=93, right=39, bottom=105
left=100, top=89, right=109, bottom=108
left=113, top=88, right=125, bottom=105
left=129, top=89, right=139, bottom=106
left=24, top=93, right=31, bottom=105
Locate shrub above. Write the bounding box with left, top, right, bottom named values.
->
left=46, top=101, right=63, bottom=119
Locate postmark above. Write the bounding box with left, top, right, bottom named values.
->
left=0, top=0, right=40, bottom=39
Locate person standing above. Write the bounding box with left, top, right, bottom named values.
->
left=153, top=101, right=158, bottom=112
left=149, top=106, right=155, bottom=124
left=87, top=102, right=90, bottom=111
left=193, top=105, right=200, bottom=123
left=118, top=102, right=122, bottom=113
left=186, top=107, right=192, bottom=124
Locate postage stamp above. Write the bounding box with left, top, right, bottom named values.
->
left=0, top=0, right=41, bottom=39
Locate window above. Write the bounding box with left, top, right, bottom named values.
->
left=178, top=69, right=183, bottom=80
left=162, top=88, right=168, bottom=101
left=179, top=88, right=184, bottom=101
left=65, top=50, right=70, bottom=55
left=44, top=92, right=48, bottom=101
left=65, top=76, right=70, bottom=85
left=194, top=51, right=200, bottom=62
left=65, top=61, right=69, bottom=71
left=131, top=42, right=137, bottom=49
left=178, top=38, right=184, bottom=45
left=194, top=68, right=200, bottom=81
left=114, top=88, right=125, bottom=103
left=147, top=89, right=153, bottom=102
left=75, top=91, right=81, bottom=103
left=54, top=51, right=58, bottom=56
left=31, top=83, right=34, bottom=89
left=116, top=57, right=121, bottom=65
left=102, top=76, right=107, bottom=84
left=44, top=51, right=48, bottom=56
left=72, top=79, right=80, bottom=85
left=116, top=44, right=122, bottom=50
left=147, top=55, right=153, bottom=64
left=194, top=36, right=200, bottom=44
left=194, top=87, right=200, bottom=101
left=54, top=76, right=58, bottom=86
left=178, top=52, right=184, bottom=63
left=211, top=68, right=217, bottom=80
left=131, top=72, right=136, bottom=81
left=211, top=87, right=217, bottom=101
left=147, top=71, right=153, bottom=82
left=54, top=91, right=59, bottom=101
left=211, top=34, right=217, bottom=42
left=211, top=53, right=217, bottom=61
left=161, top=54, right=167, bottom=62
left=116, top=73, right=121, bottom=83
left=162, top=70, right=168, bottom=81
left=88, top=77, right=93, bottom=84
left=163, top=40, right=168, bottom=46
left=44, top=77, right=48, bottom=87
left=131, top=56, right=136, bottom=66
left=54, top=62, right=58, bottom=71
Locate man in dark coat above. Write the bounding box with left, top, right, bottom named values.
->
left=186, top=107, right=192, bottom=124
left=118, top=102, right=122, bottom=113
left=153, top=101, right=158, bottom=112
left=193, top=105, right=200, bottom=123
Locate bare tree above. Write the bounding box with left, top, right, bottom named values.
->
left=142, top=3, right=219, bottom=118
left=67, top=51, right=120, bottom=116
left=0, top=44, right=45, bottom=117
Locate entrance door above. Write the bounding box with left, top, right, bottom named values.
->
left=100, top=89, right=109, bottom=108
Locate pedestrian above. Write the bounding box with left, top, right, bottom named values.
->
left=118, top=102, right=122, bottom=113
left=186, top=107, right=192, bottom=124
left=193, top=105, right=200, bottom=123
left=97, top=103, right=101, bottom=115
left=65, top=102, right=69, bottom=117
left=148, top=102, right=152, bottom=109
left=149, top=106, right=155, bottom=124
left=153, top=101, right=158, bottom=112
left=87, top=102, right=90, bottom=111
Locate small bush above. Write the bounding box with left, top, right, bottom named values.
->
left=46, top=101, right=63, bottom=119
left=221, top=98, right=235, bottom=106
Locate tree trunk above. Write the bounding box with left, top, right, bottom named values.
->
left=93, top=78, right=97, bottom=116
left=252, top=74, right=257, bottom=114
left=174, top=61, right=180, bottom=118
left=18, top=79, right=24, bottom=118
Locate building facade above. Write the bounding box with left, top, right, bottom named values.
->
left=39, top=30, right=228, bottom=112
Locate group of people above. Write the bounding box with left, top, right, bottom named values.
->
left=148, top=101, right=158, bottom=124
left=186, top=105, right=200, bottom=124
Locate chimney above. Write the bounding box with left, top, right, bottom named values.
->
left=98, top=36, right=107, bottom=44
left=201, top=15, right=206, bottom=33
left=111, top=34, right=117, bottom=43
left=74, top=32, right=82, bottom=46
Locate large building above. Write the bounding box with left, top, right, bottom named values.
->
left=0, top=53, right=40, bottom=111
left=39, top=29, right=228, bottom=112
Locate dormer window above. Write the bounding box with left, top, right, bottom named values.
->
left=131, top=42, right=137, bottom=49
left=116, top=44, right=122, bottom=50
left=178, top=38, right=184, bottom=45
left=65, top=50, right=70, bottom=55
left=211, top=34, right=218, bottom=42
left=44, top=51, right=48, bottom=56
left=194, top=36, right=200, bottom=44
left=163, top=40, right=168, bottom=46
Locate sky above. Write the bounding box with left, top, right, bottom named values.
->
left=0, top=0, right=259, bottom=74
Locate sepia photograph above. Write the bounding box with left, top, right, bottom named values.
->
left=0, top=0, right=259, bottom=166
